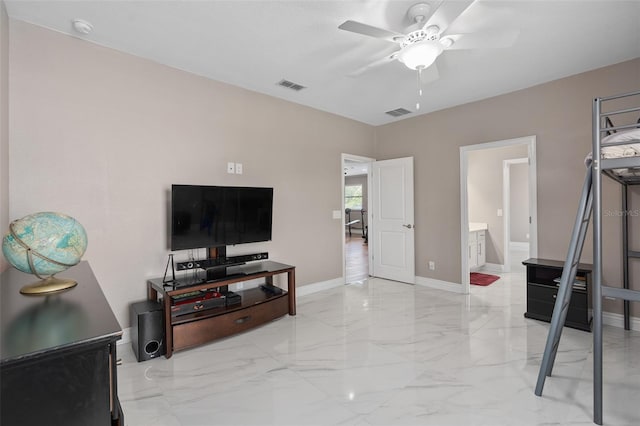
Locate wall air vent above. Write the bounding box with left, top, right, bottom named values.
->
left=277, top=79, right=306, bottom=91
left=385, top=108, right=412, bottom=117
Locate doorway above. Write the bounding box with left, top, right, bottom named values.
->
left=460, top=136, right=538, bottom=294
left=503, top=158, right=530, bottom=272
left=342, top=154, right=373, bottom=283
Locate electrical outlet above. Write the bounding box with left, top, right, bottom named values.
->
left=227, top=162, right=235, bottom=174
left=428, top=261, right=435, bottom=270
left=235, top=163, right=243, bottom=174
left=497, top=209, right=503, bottom=217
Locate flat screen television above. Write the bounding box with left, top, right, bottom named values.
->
left=171, top=184, right=273, bottom=251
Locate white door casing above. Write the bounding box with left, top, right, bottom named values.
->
left=460, top=135, right=537, bottom=294
left=371, top=157, right=415, bottom=283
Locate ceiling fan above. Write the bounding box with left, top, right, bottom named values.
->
left=338, top=1, right=519, bottom=79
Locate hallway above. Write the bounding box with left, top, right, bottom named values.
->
left=345, top=233, right=368, bottom=283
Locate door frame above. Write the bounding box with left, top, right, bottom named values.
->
left=459, top=135, right=538, bottom=294
left=503, top=157, right=529, bottom=273
left=341, top=153, right=374, bottom=283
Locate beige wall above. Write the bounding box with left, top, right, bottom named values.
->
left=375, top=58, right=640, bottom=316
left=8, top=21, right=374, bottom=326
left=510, top=162, right=529, bottom=243
left=468, top=144, right=528, bottom=264
left=0, top=1, right=8, bottom=272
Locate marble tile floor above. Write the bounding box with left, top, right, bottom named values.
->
left=117, top=260, right=640, bottom=426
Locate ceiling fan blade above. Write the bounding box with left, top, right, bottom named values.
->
left=347, top=50, right=401, bottom=77
left=338, top=20, right=404, bottom=43
left=443, top=29, right=520, bottom=50
left=444, top=2, right=516, bottom=36
left=421, top=0, right=475, bottom=34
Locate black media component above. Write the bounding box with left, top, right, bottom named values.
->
left=223, top=291, right=242, bottom=306
left=260, top=284, right=283, bottom=295
left=170, top=289, right=226, bottom=317
left=171, top=185, right=273, bottom=251
left=130, top=300, right=166, bottom=362
left=175, top=252, right=269, bottom=270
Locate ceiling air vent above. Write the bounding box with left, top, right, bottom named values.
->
left=385, top=108, right=412, bottom=117
left=277, top=79, right=306, bottom=91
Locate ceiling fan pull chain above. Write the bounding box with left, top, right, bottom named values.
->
left=416, top=67, right=423, bottom=110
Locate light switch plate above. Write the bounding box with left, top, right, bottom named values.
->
left=332, top=210, right=341, bottom=219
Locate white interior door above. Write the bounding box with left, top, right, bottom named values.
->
left=371, top=157, right=415, bottom=283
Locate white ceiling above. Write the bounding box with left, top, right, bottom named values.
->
left=5, top=0, right=640, bottom=126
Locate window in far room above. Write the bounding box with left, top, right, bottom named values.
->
left=345, top=184, right=363, bottom=210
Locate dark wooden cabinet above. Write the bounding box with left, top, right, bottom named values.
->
left=523, top=258, right=592, bottom=332
left=147, top=260, right=296, bottom=358
left=1, top=261, right=123, bottom=426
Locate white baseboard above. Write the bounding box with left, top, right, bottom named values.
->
left=479, top=263, right=504, bottom=273
left=117, top=327, right=131, bottom=346
left=296, top=277, right=344, bottom=297
left=602, top=311, right=640, bottom=331
left=415, top=276, right=463, bottom=293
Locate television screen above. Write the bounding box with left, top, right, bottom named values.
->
left=171, top=185, right=273, bottom=251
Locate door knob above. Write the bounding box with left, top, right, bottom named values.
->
left=402, top=224, right=413, bottom=229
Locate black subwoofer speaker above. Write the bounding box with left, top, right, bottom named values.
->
left=130, top=300, right=165, bottom=362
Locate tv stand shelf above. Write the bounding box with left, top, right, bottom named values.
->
left=147, top=261, right=296, bottom=358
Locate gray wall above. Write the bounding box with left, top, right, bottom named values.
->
left=468, top=144, right=528, bottom=264
left=8, top=21, right=374, bottom=326
left=0, top=1, right=8, bottom=272
left=375, top=58, right=640, bottom=316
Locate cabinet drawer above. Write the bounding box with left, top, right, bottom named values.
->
left=173, top=295, right=288, bottom=351
left=569, top=290, right=588, bottom=309
left=528, top=284, right=588, bottom=308
left=527, top=298, right=588, bottom=325
left=526, top=284, right=590, bottom=329
left=527, top=283, right=557, bottom=303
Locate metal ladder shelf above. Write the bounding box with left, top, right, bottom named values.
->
left=535, top=165, right=593, bottom=397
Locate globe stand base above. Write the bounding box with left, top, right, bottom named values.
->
left=20, top=276, right=78, bottom=296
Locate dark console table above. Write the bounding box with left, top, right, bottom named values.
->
left=147, top=260, right=296, bottom=358
left=1, top=261, right=124, bottom=426
left=523, top=258, right=592, bottom=331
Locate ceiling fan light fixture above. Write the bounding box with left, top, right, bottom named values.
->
left=398, top=39, right=443, bottom=70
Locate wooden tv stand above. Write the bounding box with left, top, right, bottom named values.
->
left=147, top=261, right=295, bottom=358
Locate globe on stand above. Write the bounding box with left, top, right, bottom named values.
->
left=2, top=212, right=88, bottom=295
